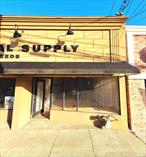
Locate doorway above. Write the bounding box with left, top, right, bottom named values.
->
left=32, top=79, right=45, bottom=116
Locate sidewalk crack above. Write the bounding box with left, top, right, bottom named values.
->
left=88, top=129, right=96, bottom=157
left=48, top=130, right=60, bottom=157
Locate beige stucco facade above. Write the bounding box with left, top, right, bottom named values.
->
left=51, top=76, right=128, bottom=130
left=0, top=16, right=132, bottom=130
left=0, top=16, right=127, bottom=63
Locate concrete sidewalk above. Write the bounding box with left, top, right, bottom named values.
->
left=0, top=121, right=146, bottom=157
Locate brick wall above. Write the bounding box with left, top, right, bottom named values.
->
left=128, top=79, right=146, bottom=143
left=127, top=34, right=146, bottom=143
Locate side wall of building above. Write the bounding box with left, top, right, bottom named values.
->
left=126, top=26, right=146, bottom=143
left=128, top=79, right=146, bottom=140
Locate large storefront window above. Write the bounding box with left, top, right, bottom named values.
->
left=78, top=77, right=120, bottom=113
left=52, top=77, right=120, bottom=114
left=0, top=78, right=16, bottom=109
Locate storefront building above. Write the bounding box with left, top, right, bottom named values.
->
left=0, top=16, right=139, bottom=129
left=126, top=26, right=146, bottom=142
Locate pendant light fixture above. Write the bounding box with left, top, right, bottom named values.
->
left=13, top=25, right=23, bottom=38
left=10, top=25, right=23, bottom=48
left=66, top=24, right=74, bottom=35
left=56, top=23, right=75, bottom=48
left=56, top=35, right=66, bottom=46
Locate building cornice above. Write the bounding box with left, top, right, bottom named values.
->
left=0, top=15, right=128, bottom=23
left=0, top=15, right=127, bottom=30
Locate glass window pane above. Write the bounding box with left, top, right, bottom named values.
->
left=78, top=77, right=120, bottom=114
left=0, top=78, right=15, bottom=109
left=52, top=78, right=63, bottom=110
left=64, top=78, right=76, bottom=111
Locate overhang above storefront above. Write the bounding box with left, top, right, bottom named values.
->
left=0, top=62, right=140, bottom=75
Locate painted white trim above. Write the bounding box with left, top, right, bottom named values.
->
left=129, top=73, right=146, bottom=79
left=126, top=33, right=135, bottom=65
left=126, top=26, right=146, bottom=33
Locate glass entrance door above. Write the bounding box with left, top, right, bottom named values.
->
left=32, top=79, right=45, bottom=116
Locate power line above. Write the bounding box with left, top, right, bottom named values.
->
left=129, top=4, right=145, bottom=19
left=116, top=0, right=131, bottom=16
left=125, top=0, right=134, bottom=15
left=127, top=16, right=146, bottom=24
left=109, top=0, right=116, bottom=15
left=126, top=0, right=145, bottom=23
left=128, top=0, right=145, bottom=18
left=128, top=10, right=146, bottom=22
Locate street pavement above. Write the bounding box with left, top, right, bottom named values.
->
left=0, top=120, right=146, bottom=157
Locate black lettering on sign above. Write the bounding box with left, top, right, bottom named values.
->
left=44, top=45, right=52, bottom=52
left=0, top=45, right=4, bottom=52
left=5, top=54, right=9, bottom=58
left=16, top=54, right=20, bottom=59
left=71, top=45, right=79, bottom=52
left=22, top=45, right=29, bottom=52
left=63, top=45, right=70, bottom=53
left=7, top=45, right=13, bottom=52
left=32, top=45, right=41, bottom=52
left=54, top=45, right=61, bottom=52
left=10, top=54, right=15, bottom=58
left=0, top=54, right=4, bottom=58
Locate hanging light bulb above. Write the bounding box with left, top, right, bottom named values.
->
left=56, top=35, right=66, bottom=46
left=10, top=38, right=19, bottom=48
left=10, top=25, right=24, bottom=48
left=55, top=23, right=74, bottom=46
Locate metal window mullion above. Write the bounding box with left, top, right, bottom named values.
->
left=62, top=78, right=65, bottom=110
left=109, top=30, right=112, bottom=63
left=50, top=78, right=53, bottom=110
left=76, top=78, right=79, bottom=111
